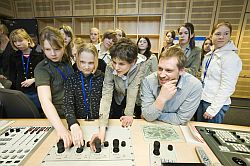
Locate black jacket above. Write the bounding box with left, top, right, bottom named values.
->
left=9, top=45, right=44, bottom=92
left=63, top=70, right=104, bottom=127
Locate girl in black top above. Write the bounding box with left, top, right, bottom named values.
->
left=63, top=43, right=104, bottom=148
left=9, top=28, right=44, bottom=110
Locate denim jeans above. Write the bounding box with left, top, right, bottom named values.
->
left=25, top=91, right=42, bottom=111
left=196, top=100, right=229, bottom=123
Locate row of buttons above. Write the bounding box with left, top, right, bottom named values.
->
left=0, top=160, right=20, bottom=164
left=227, top=143, right=250, bottom=153
left=1, top=154, right=25, bottom=159
left=1, top=149, right=30, bottom=154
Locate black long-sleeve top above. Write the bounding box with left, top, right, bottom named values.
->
left=63, top=69, right=104, bottom=127
left=9, top=45, right=44, bottom=92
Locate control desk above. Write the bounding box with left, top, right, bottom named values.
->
left=0, top=119, right=249, bottom=166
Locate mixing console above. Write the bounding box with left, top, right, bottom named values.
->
left=0, top=126, right=53, bottom=166
left=41, top=126, right=135, bottom=166
left=149, top=141, right=177, bottom=166
left=196, top=126, right=250, bottom=166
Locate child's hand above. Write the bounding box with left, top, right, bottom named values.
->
left=120, top=116, right=133, bottom=127
left=70, top=123, right=84, bottom=148
left=89, top=127, right=106, bottom=152
left=203, top=112, right=214, bottom=120
left=56, top=128, right=72, bottom=149
left=21, top=78, right=35, bottom=87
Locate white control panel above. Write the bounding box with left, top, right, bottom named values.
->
left=149, top=141, right=177, bottom=166
left=41, top=126, right=135, bottom=166
left=0, top=126, right=53, bottom=165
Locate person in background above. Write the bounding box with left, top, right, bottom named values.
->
left=200, top=37, right=212, bottom=64
left=72, top=37, right=85, bottom=71
left=115, top=28, right=126, bottom=41
left=34, top=26, right=74, bottom=148
left=161, top=30, right=176, bottom=53
left=137, top=36, right=158, bottom=77
left=136, top=36, right=158, bottom=118
left=9, top=28, right=44, bottom=112
left=0, top=24, right=14, bottom=89
left=173, top=22, right=201, bottom=76
left=90, top=38, right=146, bottom=150
left=72, top=37, right=85, bottom=58
left=95, top=30, right=117, bottom=65
left=195, top=37, right=213, bottom=80
left=64, top=43, right=104, bottom=148
left=197, top=22, right=242, bottom=124
left=90, top=27, right=100, bottom=46
left=59, top=25, right=74, bottom=63
left=141, top=47, right=202, bottom=125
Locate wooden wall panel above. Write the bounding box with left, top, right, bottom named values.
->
left=54, top=17, right=73, bottom=28
left=14, top=0, right=34, bottom=18
left=94, top=0, right=115, bottom=15
left=53, top=0, right=72, bottom=16
left=233, top=13, right=250, bottom=98
left=33, top=0, right=53, bottom=17
left=139, top=0, right=163, bottom=14
left=214, top=0, right=247, bottom=45
left=116, top=0, right=138, bottom=15
left=94, top=17, right=115, bottom=33
left=74, top=17, right=93, bottom=35
left=73, top=0, right=93, bottom=16
left=138, top=16, right=161, bottom=53
left=188, top=0, right=217, bottom=37
left=0, top=0, right=15, bottom=17
left=37, top=18, right=54, bottom=32
left=164, top=0, right=189, bottom=33
left=116, top=16, right=138, bottom=35
left=246, top=0, right=250, bottom=12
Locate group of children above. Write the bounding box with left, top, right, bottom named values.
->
left=0, top=21, right=242, bottom=149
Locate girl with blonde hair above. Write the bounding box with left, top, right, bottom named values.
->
left=64, top=43, right=104, bottom=147
left=9, top=28, right=44, bottom=112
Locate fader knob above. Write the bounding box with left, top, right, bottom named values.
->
left=87, top=141, right=90, bottom=147
left=94, top=138, right=101, bottom=153
left=113, top=139, right=119, bottom=153
left=121, top=141, right=126, bottom=147
left=76, top=146, right=84, bottom=153
left=168, top=144, right=173, bottom=151
left=153, top=141, right=160, bottom=156
left=113, top=147, right=119, bottom=153
left=76, top=140, right=85, bottom=153
left=57, top=139, right=65, bottom=153
left=104, top=141, right=109, bottom=147
left=240, top=138, right=245, bottom=143
left=113, top=139, right=119, bottom=147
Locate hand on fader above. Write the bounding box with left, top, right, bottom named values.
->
left=70, top=123, right=84, bottom=148
left=57, top=128, right=72, bottom=149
